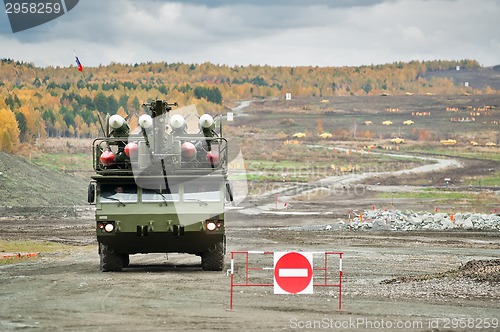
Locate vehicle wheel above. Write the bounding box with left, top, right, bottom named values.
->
left=122, top=254, right=130, bottom=268
left=99, top=243, right=124, bottom=272
left=201, top=241, right=224, bottom=271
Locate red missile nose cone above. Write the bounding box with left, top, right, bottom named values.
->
left=100, top=150, right=116, bottom=166
left=181, top=142, right=197, bottom=160
left=124, top=142, right=138, bottom=158
left=206, top=150, right=219, bottom=164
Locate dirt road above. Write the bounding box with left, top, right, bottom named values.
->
left=1, top=146, right=498, bottom=331
left=232, top=143, right=466, bottom=219
left=1, top=211, right=499, bottom=331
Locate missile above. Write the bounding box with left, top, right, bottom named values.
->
left=100, top=150, right=115, bottom=166
left=199, top=114, right=215, bottom=144
left=181, top=142, right=197, bottom=160
left=199, top=114, right=214, bottom=129
left=138, top=114, right=153, bottom=129
left=109, top=114, right=128, bottom=133
left=169, top=114, right=186, bottom=130
left=206, top=150, right=219, bottom=165
left=124, top=142, right=139, bottom=159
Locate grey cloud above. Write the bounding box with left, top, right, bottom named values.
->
left=154, top=0, right=387, bottom=8
left=0, top=0, right=499, bottom=67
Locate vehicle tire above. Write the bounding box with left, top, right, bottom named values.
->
left=201, top=241, right=224, bottom=271
left=87, top=183, right=95, bottom=203
left=122, top=254, right=130, bottom=268
left=99, top=243, right=124, bottom=272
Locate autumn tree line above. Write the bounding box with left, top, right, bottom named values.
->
left=0, top=58, right=495, bottom=153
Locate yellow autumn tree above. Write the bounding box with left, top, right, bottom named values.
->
left=0, top=108, right=20, bottom=153
left=18, top=105, right=46, bottom=142
left=74, top=114, right=89, bottom=138
left=117, top=106, right=127, bottom=117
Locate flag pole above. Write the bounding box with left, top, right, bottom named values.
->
left=73, top=50, right=106, bottom=137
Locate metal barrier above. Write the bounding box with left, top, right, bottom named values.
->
left=227, top=251, right=343, bottom=311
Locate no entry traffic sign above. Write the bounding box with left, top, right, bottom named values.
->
left=274, top=252, right=313, bottom=294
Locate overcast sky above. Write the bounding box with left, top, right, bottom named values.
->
left=1, top=0, right=499, bottom=68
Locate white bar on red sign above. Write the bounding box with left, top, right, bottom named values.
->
left=278, top=268, right=309, bottom=277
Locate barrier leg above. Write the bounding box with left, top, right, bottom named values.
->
left=339, top=253, right=343, bottom=310
left=228, top=254, right=235, bottom=311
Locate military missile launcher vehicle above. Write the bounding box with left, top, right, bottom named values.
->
left=88, top=99, right=232, bottom=271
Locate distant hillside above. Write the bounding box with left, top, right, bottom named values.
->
left=0, top=152, right=87, bottom=207
left=424, top=66, right=500, bottom=91
left=0, top=58, right=498, bottom=153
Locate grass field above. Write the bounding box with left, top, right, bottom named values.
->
left=0, top=240, right=72, bottom=253
left=405, top=147, right=500, bottom=162
left=234, top=95, right=500, bottom=146
left=466, top=171, right=500, bottom=186
left=0, top=240, right=84, bottom=265
left=228, top=95, right=499, bottom=199
left=33, top=153, right=93, bottom=173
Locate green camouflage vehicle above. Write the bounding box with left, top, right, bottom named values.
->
left=88, top=100, right=232, bottom=271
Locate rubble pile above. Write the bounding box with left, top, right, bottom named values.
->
left=331, top=210, right=500, bottom=231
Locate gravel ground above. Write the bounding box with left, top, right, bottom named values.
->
left=2, top=211, right=499, bottom=331
left=1, top=148, right=499, bottom=331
